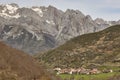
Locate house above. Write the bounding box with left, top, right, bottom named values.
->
left=89, top=68, right=101, bottom=74
left=54, top=67, right=102, bottom=75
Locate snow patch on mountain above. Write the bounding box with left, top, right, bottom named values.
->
left=6, top=4, right=18, bottom=14
left=0, top=4, right=20, bottom=18
left=0, top=12, right=20, bottom=18
left=32, top=7, right=43, bottom=17
left=46, top=20, right=55, bottom=25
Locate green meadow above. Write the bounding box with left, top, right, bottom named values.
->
left=58, top=72, right=120, bottom=80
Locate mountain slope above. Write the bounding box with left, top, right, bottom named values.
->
left=36, top=25, right=120, bottom=68
left=0, top=42, right=60, bottom=80
left=0, top=3, right=120, bottom=54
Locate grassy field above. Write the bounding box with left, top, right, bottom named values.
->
left=58, top=72, right=120, bottom=80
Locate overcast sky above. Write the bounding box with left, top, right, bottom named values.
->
left=0, top=0, right=120, bottom=21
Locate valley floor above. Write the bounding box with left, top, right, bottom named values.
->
left=58, top=72, right=120, bottom=80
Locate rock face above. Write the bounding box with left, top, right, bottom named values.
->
left=0, top=3, right=120, bottom=54
left=0, top=42, right=60, bottom=80
left=37, top=25, right=120, bottom=68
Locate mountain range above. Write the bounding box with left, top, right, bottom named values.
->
left=0, top=3, right=120, bottom=54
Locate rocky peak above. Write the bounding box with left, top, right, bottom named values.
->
left=0, top=3, right=20, bottom=19
left=94, top=18, right=107, bottom=24
left=65, top=9, right=85, bottom=17
left=85, top=15, right=93, bottom=21
left=117, top=20, right=120, bottom=24
left=8, top=3, right=19, bottom=8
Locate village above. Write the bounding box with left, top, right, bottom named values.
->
left=53, top=67, right=113, bottom=75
